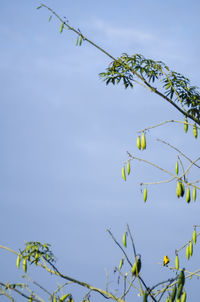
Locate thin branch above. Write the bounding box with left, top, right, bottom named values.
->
left=107, top=229, right=132, bottom=268
left=126, top=225, right=136, bottom=257
left=127, top=152, right=175, bottom=177
left=39, top=3, right=200, bottom=126
left=0, top=283, right=42, bottom=302
left=157, top=138, right=200, bottom=169
left=138, top=119, right=200, bottom=134
left=140, top=176, right=175, bottom=186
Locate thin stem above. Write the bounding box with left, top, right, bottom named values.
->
left=107, top=229, right=132, bottom=268
left=157, top=138, right=200, bottom=169
left=140, top=176, right=175, bottom=186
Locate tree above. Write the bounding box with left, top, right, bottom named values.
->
left=0, top=3, right=200, bottom=302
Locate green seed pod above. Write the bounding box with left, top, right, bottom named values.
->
left=192, top=187, right=197, bottom=201
left=178, top=270, right=185, bottom=287
left=137, top=136, right=141, bottom=150
left=23, top=258, right=27, bottom=273
left=186, top=187, right=191, bottom=203
left=175, top=254, right=179, bottom=270
left=184, top=117, right=188, bottom=133
left=60, top=22, right=64, bottom=33
left=177, top=284, right=183, bottom=299
left=181, top=291, right=186, bottom=302
left=193, top=123, right=198, bottom=138
left=127, top=161, right=131, bottom=175
left=119, top=258, right=124, bottom=270
left=123, top=232, right=127, bottom=247
left=193, top=229, right=197, bottom=244
left=16, top=255, right=21, bottom=269
left=131, top=256, right=141, bottom=276
left=79, top=36, right=82, bottom=46
left=143, top=291, right=148, bottom=302
left=170, top=285, right=177, bottom=302
left=53, top=296, right=57, bottom=302
left=143, top=188, right=147, bottom=202
left=28, top=296, right=33, bottom=302
left=186, top=245, right=190, bottom=260
left=176, top=181, right=182, bottom=198
left=122, top=166, right=126, bottom=181
left=180, top=182, right=185, bottom=197
left=189, top=241, right=193, bottom=256
left=141, top=132, right=146, bottom=150
left=175, top=161, right=179, bottom=175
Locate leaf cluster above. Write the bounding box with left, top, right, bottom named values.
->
left=20, top=241, right=55, bottom=265
left=100, top=54, right=200, bottom=120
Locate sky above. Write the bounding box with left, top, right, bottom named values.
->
left=0, top=0, right=200, bottom=301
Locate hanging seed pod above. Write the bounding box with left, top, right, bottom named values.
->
left=122, top=166, right=126, bottom=181
left=59, top=22, right=64, bottom=33
left=176, top=181, right=182, bottom=198
left=16, top=255, right=21, bottom=269
left=177, top=284, right=183, bottom=300
left=28, top=296, right=33, bottom=302
left=184, top=117, right=188, bottom=133
left=119, top=258, right=124, bottom=270
left=23, top=258, right=27, bottom=273
left=143, top=188, right=147, bottom=202
left=178, top=269, right=185, bottom=287
left=192, top=187, right=196, bottom=201
left=186, top=187, right=191, bottom=203
left=193, top=229, right=197, bottom=244
left=53, top=296, right=57, bottom=302
left=79, top=36, right=82, bottom=46
left=137, top=136, right=141, bottom=150
left=180, top=183, right=185, bottom=197
left=175, top=161, right=179, bottom=175
left=123, top=232, right=127, bottom=247
left=175, top=254, right=179, bottom=270
left=131, top=256, right=141, bottom=276
left=181, top=291, right=186, bottom=302
left=189, top=241, right=193, bottom=256
left=170, top=285, right=177, bottom=302
left=193, top=123, right=198, bottom=138
left=186, top=245, right=190, bottom=260
left=127, top=161, right=130, bottom=175
left=141, top=132, right=146, bottom=150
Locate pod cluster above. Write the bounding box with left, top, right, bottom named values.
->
left=121, top=161, right=131, bottom=182
left=176, top=181, right=197, bottom=203
left=174, top=228, right=197, bottom=270
left=136, top=132, right=147, bottom=150
left=184, top=117, right=198, bottom=139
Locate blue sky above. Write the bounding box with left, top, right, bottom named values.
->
left=1, top=1, right=200, bottom=301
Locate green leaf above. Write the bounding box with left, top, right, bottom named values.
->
left=48, top=16, right=52, bottom=22
left=36, top=5, right=42, bottom=10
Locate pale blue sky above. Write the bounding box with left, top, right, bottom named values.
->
left=1, top=1, right=200, bottom=301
